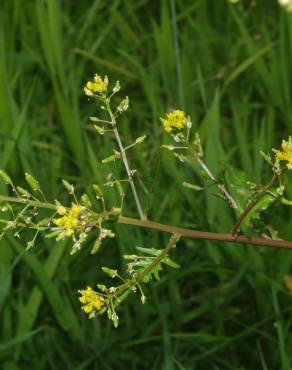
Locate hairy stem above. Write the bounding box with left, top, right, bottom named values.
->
left=104, top=99, right=146, bottom=220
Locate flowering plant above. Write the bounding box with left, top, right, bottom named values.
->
left=1, top=74, right=292, bottom=327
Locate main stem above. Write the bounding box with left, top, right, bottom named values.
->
left=105, top=99, right=146, bottom=220
left=118, top=216, right=292, bottom=250
left=1, top=195, right=292, bottom=249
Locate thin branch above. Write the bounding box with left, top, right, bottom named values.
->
left=186, top=143, right=238, bottom=210
left=136, top=233, right=180, bottom=279
left=104, top=99, right=146, bottom=220
left=196, top=155, right=238, bottom=210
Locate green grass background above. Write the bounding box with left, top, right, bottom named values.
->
left=1, top=0, right=292, bottom=369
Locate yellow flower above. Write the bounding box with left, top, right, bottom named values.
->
left=53, top=204, right=82, bottom=238
left=56, top=206, right=67, bottom=216
left=275, top=137, right=292, bottom=170
left=84, top=74, right=108, bottom=96
left=160, top=110, right=186, bottom=133
left=78, top=286, right=105, bottom=317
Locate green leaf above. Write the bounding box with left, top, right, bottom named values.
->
left=225, top=164, right=250, bottom=213
left=136, top=246, right=161, bottom=256
left=141, top=263, right=163, bottom=283
left=161, top=256, right=180, bottom=269
left=244, top=193, right=275, bottom=226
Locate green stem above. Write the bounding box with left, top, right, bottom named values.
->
left=0, top=195, right=57, bottom=210
left=104, top=99, right=146, bottom=220
left=137, top=233, right=179, bottom=278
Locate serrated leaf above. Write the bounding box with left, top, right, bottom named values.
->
left=136, top=246, right=161, bottom=256
left=244, top=193, right=275, bottom=226
left=161, top=256, right=180, bottom=268
left=141, top=263, right=163, bottom=283
left=130, top=260, right=151, bottom=268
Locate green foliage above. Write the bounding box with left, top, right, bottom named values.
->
left=244, top=193, right=274, bottom=225
left=1, top=1, right=292, bottom=369
left=124, top=246, right=180, bottom=283
left=225, top=165, right=249, bottom=213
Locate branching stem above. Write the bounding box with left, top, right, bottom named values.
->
left=1, top=195, right=292, bottom=249
left=112, top=233, right=179, bottom=297
left=230, top=171, right=282, bottom=236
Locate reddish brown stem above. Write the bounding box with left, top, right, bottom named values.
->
left=119, top=216, right=292, bottom=250
left=2, top=194, right=292, bottom=250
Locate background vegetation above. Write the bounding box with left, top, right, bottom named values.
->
left=1, top=0, right=292, bottom=369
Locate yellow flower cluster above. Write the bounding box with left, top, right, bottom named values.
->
left=275, top=137, right=292, bottom=169
left=54, top=204, right=82, bottom=237
left=78, top=286, right=105, bottom=317
left=161, top=110, right=186, bottom=133
left=84, top=74, right=108, bottom=96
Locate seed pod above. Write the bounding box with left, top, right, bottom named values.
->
left=102, top=154, right=117, bottom=164
left=25, top=173, right=41, bottom=191
left=91, top=239, right=101, bottom=254
left=102, top=267, right=118, bottom=278
left=45, top=231, right=59, bottom=239
left=0, top=170, right=12, bottom=184
left=135, top=135, right=146, bottom=144
left=81, top=194, right=92, bottom=208
left=94, top=125, right=105, bottom=135
left=17, top=187, right=30, bottom=197
left=117, top=96, right=129, bottom=113
left=62, top=180, right=74, bottom=194
left=93, top=184, right=103, bottom=199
